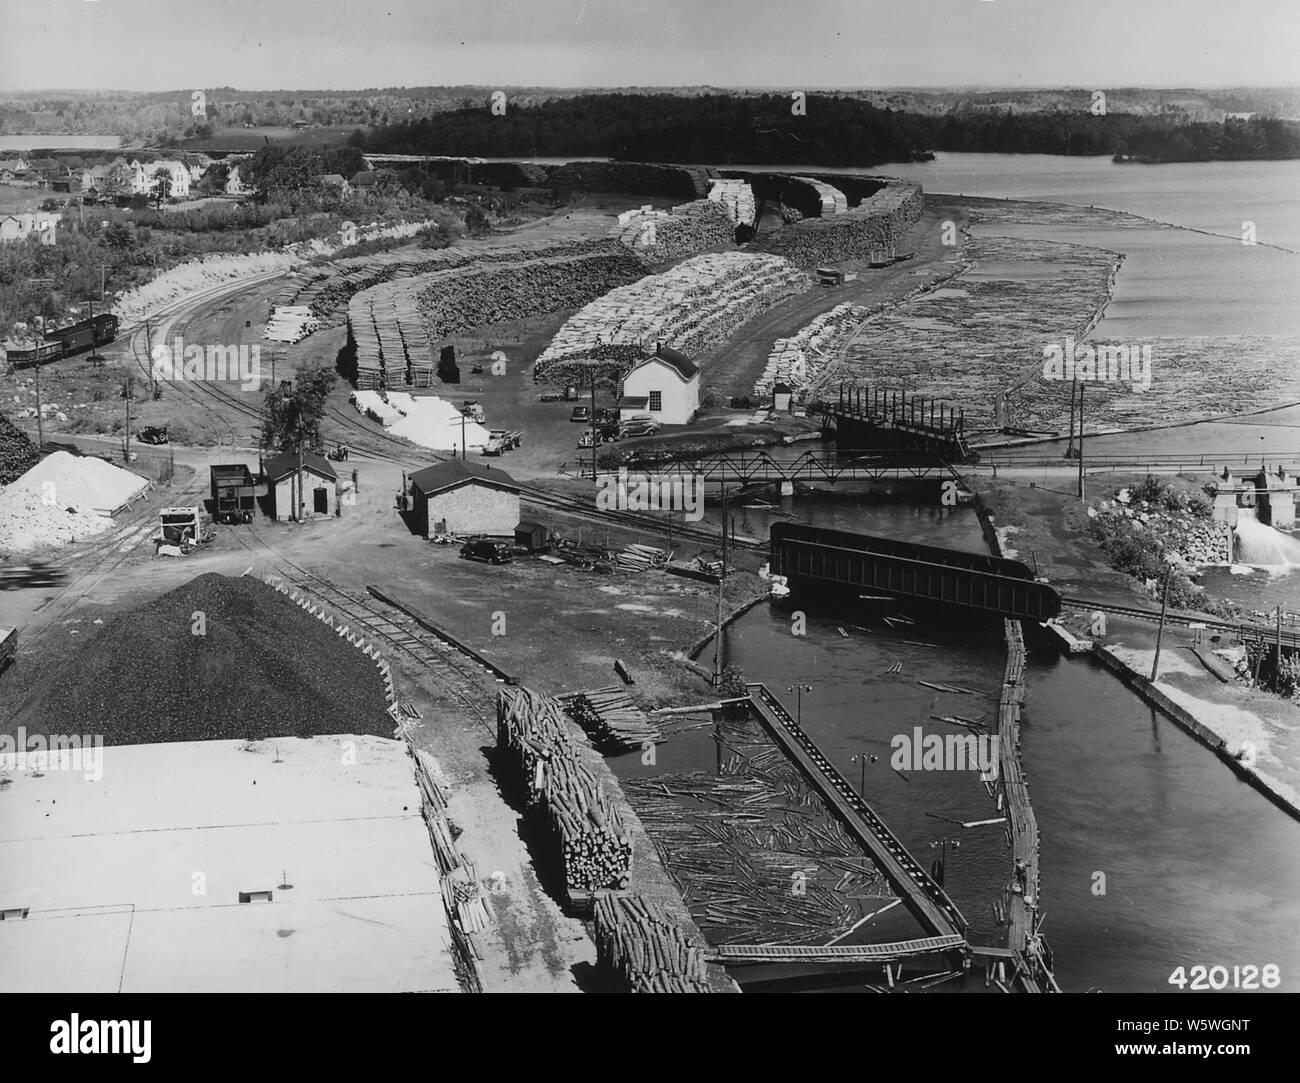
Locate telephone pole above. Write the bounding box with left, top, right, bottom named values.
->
left=1150, top=570, right=1172, bottom=681
left=1076, top=382, right=1086, bottom=500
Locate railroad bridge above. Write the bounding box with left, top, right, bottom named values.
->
left=771, top=523, right=1062, bottom=622
left=617, top=450, right=963, bottom=489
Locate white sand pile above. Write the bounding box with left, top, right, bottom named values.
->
left=385, top=393, right=491, bottom=452
left=5, top=451, right=149, bottom=512
left=350, top=390, right=403, bottom=427
left=0, top=487, right=114, bottom=553
left=113, top=252, right=297, bottom=325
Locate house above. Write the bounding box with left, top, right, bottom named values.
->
left=50, top=175, right=81, bottom=194
left=406, top=460, right=520, bottom=538
left=225, top=165, right=247, bottom=196
left=0, top=158, right=35, bottom=186
left=264, top=451, right=339, bottom=521
left=316, top=173, right=351, bottom=200
left=80, top=159, right=133, bottom=201
left=772, top=381, right=793, bottom=412
left=618, top=344, right=700, bottom=426
left=0, top=212, right=59, bottom=246
left=350, top=170, right=394, bottom=197
left=130, top=158, right=191, bottom=199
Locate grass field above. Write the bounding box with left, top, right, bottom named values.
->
left=0, top=183, right=43, bottom=215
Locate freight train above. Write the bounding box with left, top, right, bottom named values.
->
left=4, top=313, right=120, bottom=368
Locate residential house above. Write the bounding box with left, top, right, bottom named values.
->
left=0, top=211, right=59, bottom=246
left=264, top=451, right=339, bottom=521
left=130, top=158, right=192, bottom=200
left=316, top=173, right=352, bottom=201
left=406, top=460, right=520, bottom=538
left=618, top=344, right=700, bottom=426
left=0, top=158, right=36, bottom=186
left=224, top=164, right=247, bottom=196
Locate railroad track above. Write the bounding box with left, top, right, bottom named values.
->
left=517, top=484, right=766, bottom=551
left=225, top=529, right=503, bottom=732
left=1059, top=595, right=1300, bottom=648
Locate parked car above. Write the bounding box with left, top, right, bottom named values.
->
left=136, top=425, right=169, bottom=445
left=482, top=435, right=505, bottom=456
left=570, top=405, right=591, bottom=423
left=619, top=417, right=661, bottom=438
left=459, top=538, right=513, bottom=564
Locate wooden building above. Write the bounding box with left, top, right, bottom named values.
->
left=265, top=451, right=338, bottom=521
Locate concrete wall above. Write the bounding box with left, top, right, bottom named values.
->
left=421, top=484, right=519, bottom=537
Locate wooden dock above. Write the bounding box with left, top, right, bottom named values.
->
left=745, top=683, right=968, bottom=940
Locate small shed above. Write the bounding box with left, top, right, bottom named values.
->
left=407, top=460, right=520, bottom=538
left=514, top=520, right=548, bottom=552
left=773, top=381, right=793, bottom=412
left=265, top=451, right=339, bottom=521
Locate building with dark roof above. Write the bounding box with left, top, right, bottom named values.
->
left=618, top=343, right=700, bottom=426
left=264, top=451, right=339, bottom=521
left=407, top=460, right=520, bottom=538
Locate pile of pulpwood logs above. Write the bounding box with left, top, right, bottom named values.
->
left=547, top=161, right=711, bottom=200
left=756, top=182, right=923, bottom=268
left=497, top=686, right=633, bottom=893
left=563, top=687, right=663, bottom=751
left=593, top=894, right=711, bottom=993
left=534, top=252, right=810, bottom=377
left=611, top=200, right=735, bottom=263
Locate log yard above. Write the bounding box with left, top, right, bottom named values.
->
left=0, top=1, right=1297, bottom=1060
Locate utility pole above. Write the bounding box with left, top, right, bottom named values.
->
left=124, top=375, right=132, bottom=461
left=1276, top=605, right=1284, bottom=692
left=1076, top=382, right=1086, bottom=500
left=1150, top=570, right=1172, bottom=681
left=145, top=318, right=155, bottom=397
left=460, top=410, right=466, bottom=461
left=34, top=355, right=44, bottom=449
left=589, top=372, right=597, bottom=481
left=1065, top=378, right=1078, bottom=460
left=712, top=570, right=724, bottom=688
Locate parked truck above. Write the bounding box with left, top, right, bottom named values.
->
left=210, top=464, right=255, bottom=525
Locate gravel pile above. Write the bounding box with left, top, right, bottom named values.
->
left=0, top=414, right=39, bottom=486
left=21, top=573, right=392, bottom=745
left=0, top=486, right=113, bottom=554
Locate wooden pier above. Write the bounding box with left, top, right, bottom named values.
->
left=744, top=683, right=968, bottom=940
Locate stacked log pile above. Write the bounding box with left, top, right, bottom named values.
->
left=754, top=301, right=868, bottom=399
left=610, top=200, right=735, bottom=262
left=707, top=178, right=757, bottom=227
left=534, top=252, right=811, bottom=381
left=531, top=342, right=645, bottom=389
left=593, top=894, right=710, bottom=993
left=497, top=686, right=633, bottom=893
left=348, top=242, right=647, bottom=389
left=265, top=304, right=320, bottom=343
left=615, top=542, right=669, bottom=571
left=793, top=176, right=849, bottom=215
left=563, top=687, right=663, bottom=750
left=624, top=711, right=893, bottom=944
left=755, top=181, right=923, bottom=268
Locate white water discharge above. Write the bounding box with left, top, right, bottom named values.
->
left=1234, top=508, right=1300, bottom=569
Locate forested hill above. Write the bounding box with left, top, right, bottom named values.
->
left=366, top=92, right=1300, bottom=166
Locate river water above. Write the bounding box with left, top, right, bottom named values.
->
left=618, top=154, right=1300, bottom=991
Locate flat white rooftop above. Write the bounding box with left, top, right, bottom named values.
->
left=0, top=735, right=455, bottom=992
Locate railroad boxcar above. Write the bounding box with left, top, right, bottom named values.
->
left=3, top=313, right=119, bottom=369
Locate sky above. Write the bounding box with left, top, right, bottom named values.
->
left=1, top=0, right=1298, bottom=92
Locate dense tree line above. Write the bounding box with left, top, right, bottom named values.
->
left=366, top=93, right=1300, bottom=166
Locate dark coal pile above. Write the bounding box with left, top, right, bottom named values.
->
left=22, top=573, right=393, bottom=745
left=0, top=414, right=40, bottom=486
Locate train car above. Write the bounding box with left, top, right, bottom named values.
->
left=4, top=339, right=62, bottom=368
left=3, top=313, right=118, bottom=369
left=48, top=313, right=119, bottom=356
